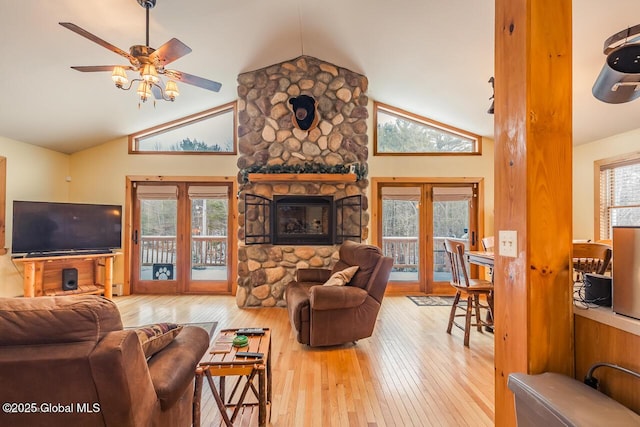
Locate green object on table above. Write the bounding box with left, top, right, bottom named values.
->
left=233, top=335, right=249, bottom=347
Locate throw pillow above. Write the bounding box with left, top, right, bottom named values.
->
left=323, top=265, right=359, bottom=286
left=134, top=322, right=183, bottom=358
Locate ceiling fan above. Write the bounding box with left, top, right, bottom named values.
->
left=59, top=0, right=221, bottom=103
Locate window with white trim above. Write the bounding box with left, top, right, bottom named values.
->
left=597, top=155, right=640, bottom=240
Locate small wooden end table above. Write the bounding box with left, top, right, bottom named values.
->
left=193, top=328, right=272, bottom=427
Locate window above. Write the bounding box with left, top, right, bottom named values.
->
left=374, top=102, right=481, bottom=155
left=596, top=153, right=640, bottom=240
left=129, top=102, right=237, bottom=154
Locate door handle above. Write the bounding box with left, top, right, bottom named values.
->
left=471, top=231, right=476, bottom=246
left=133, top=230, right=138, bottom=245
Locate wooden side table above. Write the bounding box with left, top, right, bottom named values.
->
left=193, top=328, right=272, bottom=427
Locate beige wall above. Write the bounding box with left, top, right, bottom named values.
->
left=68, top=136, right=239, bottom=203
left=573, top=128, right=640, bottom=240
left=0, top=136, right=70, bottom=297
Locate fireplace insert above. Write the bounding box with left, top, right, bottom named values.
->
left=273, top=196, right=333, bottom=245
left=244, top=193, right=362, bottom=245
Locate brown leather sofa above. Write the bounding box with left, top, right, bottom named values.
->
left=285, top=240, right=393, bottom=347
left=0, top=295, right=209, bottom=427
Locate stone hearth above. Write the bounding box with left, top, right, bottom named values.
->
left=236, top=56, right=370, bottom=308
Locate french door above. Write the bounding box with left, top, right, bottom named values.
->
left=131, top=182, right=233, bottom=294
left=376, top=181, right=480, bottom=294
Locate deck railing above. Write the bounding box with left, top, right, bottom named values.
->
left=140, top=236, right=227, bottom=267
left=141, top=235, right=466, bottom=272
left=382, top=236, right=468, bottom=272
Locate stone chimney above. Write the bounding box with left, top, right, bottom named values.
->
left=236, top=55, right=369, bottom=307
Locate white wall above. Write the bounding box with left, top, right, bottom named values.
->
left=0, top=136, right=70, bottom=297
left=573, top=128, right=640, bottom=240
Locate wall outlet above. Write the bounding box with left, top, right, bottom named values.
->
left=499, top=230, right=518, bottom=258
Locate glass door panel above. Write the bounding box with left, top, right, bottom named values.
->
left=134, top=185, right=179, bottom=293
left=189, top=185, right=229, bottom=283
left=381, top=186, right=421, bottom=283
left=432, top=186, right=474, bottom=283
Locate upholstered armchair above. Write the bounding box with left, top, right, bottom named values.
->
left=0, top=295, right=209, bottom=427
left=285, top=240, right=393, bottom=347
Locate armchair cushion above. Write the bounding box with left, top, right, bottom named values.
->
left=323, top=265, right=359, bottom=286
left=310, top=285, right=368, bottom=310
left=134, top=322, right=183, bottom=358
left=147, top=326, right=210, bottom=410
left=0, top=295, right=122, bottom=346
left=331, top=240, right=386, bottom=290
left=297, top=268, right=332, bottom=283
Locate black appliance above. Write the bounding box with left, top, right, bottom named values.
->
left=583, top=273, right=612, bottom=307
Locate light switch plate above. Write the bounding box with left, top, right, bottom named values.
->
left=499, top=230, right=518, bottom=258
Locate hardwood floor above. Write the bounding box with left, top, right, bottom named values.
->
left=114, top=294, right=495, bottom=427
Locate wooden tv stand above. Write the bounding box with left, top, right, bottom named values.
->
left=13, top=252, right=121, bottom=300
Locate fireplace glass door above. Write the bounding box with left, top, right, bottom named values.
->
left=273, top=196, right=333, bottom=245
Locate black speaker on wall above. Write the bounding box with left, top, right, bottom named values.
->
left=62, top=268, right=78, bottom=291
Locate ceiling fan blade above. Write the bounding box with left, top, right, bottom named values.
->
left=150, top=38, right=192, bottom=67
left=151, top=85, right=164, bottom=100
left=71, top=65, right=136, bottom=72
left=163, top=70, right=222, bottom=92
left=59, top=22, right=137, bottom=64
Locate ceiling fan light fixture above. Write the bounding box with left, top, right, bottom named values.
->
left=137, top=81, right=152, bottom=102
left=141, top=64, right=159, bottom=84
left=60, top=0, right=222, bottom=107
left=165, top=80, right=179, bottom=101
left=111, top=66, right=129, bottom=88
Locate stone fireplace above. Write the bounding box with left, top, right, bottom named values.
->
left=236, top=55, right=370, bottom=307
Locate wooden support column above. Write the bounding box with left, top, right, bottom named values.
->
left=494, top=0, right=573, bottom=425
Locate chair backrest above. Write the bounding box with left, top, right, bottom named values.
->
left=573, top=242, right=612, bottom=275
left=332, top=240, right=393, bottom=303
left=443, top=239, right=471, bottom=288
left=481, top=236, right=495, bottom=251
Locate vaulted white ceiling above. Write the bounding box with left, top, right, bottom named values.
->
left=1, top=0, right=639, bottom=154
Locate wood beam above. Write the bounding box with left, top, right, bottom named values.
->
left=494, top=0, right=573, bottom=425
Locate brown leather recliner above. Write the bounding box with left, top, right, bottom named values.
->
left=285, top=240, right=393, bottom=347
left=0, top=295, right=209, bottom=427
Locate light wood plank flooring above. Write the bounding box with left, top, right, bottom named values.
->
left=114, top=294, right=495, bottom=427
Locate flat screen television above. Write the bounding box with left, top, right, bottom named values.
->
left=11, top=201, right=122, bottom=255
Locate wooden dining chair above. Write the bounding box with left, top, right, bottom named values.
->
left=572, top=242, right=612, bottom=282
left=481, top=236, right=495, bottom=252
left=443, top=239, right=494, bottom=347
